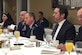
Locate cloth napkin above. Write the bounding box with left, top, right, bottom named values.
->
left=41, top=48, right=60, bottom=54
left=9, top=24, right=16, bottom=30
left=10, top=46, right=21, bottom=50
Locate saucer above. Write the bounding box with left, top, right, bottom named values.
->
left=29, top=38, right=37, bottom=42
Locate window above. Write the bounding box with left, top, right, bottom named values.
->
left=52, top=0, right=82, bottom=9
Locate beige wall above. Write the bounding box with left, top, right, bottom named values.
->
left=68, top=10, right=79, bottom=24
left=4, top=0, right=80, bottom=25
left=30, top=0, right=54, bottom=23
left=5, top=0, right=16, bottom=24
left=30, top=0, right=80, bottom=25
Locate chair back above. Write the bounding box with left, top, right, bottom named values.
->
left=44, top=28, right=53, bottom=35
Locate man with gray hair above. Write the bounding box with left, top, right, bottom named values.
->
left=24, top=12, right=44, bottom=40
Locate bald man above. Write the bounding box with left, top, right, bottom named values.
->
left=17, top=11, right=27, bottom=37
left=74, top=8, right=82, bottom=42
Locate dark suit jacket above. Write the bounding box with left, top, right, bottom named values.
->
left=52, top=20, right=76, bottom=44
left=37, top=17, right=49, bottom=28
left=20, top=22, right=44, bottom=41
left=74, top=26, right=82, bottom=43
left=17, top=21, right=27, bottom=37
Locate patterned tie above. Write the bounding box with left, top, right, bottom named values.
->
left=52, top=23, right=59, bottom=38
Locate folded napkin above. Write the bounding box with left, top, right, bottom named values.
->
left=24, top=42, right=35, bottom=47
left=9, top=24, right=16, bottom=30
left=41, top=48, right=60, bottom=54
left=24, top=44, right=34, bottom=47
left=10, top=46, right=21, bottom=50
left=41, top=50, right=56, bottom=54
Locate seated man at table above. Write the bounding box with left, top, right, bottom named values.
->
left=52, top=5, right=76, bottom=51
left=24, top=12, right=44, bottom=41
left=17, top=11, right=27, bottom=37
left=36, top=11, right=49, bottom=28
left=74, top=8, right=82, bottom=43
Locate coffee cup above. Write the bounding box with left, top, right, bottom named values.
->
left=30, top=35, right=36, bottom=41
left=51, top=40, right=59, bottom=47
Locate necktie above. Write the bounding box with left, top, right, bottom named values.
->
left=52, top=23, right=59, bottom=38
left=30, top=27, right=34, bottom=36
left=30, top=28, right=33, bottom=36
left=22, top=23, right=26, bottom=31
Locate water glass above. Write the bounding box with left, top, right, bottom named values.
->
left=46, top=35, right=52, bottom=45
left=2, top=40, right=10, bottom=55
left=3, top=28, right=8, bottom=36
left=43, top=34, right=52, bottom=47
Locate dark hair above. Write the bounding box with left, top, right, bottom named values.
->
left=38, top=11, right=44, bottom=15
left=1, top=12, right=15, bottom=28
left=3, top=12, right=13, bottom=21
left=28, top=12, right=36, bottom=20
left=55, top=5, right=68, bottom=19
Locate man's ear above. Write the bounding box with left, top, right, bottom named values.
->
left=61, top=13, right=65, bottom=18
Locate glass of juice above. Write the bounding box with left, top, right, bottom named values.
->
left=65, top=40, right=73, bottom=55
left=14, top=31, right=20, bottom=44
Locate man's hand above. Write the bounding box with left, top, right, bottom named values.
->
left=57, top=43, right=66, bottom=51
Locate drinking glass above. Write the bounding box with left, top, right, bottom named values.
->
left=46, top=35, right=52, bottom=45
left=65, top=40, right=73, bottom=55
left=14, top=31, right=20, bottom=44
left=0, top=28, right=3, bottom=34
left=3, top=28, right=8, bottom=36
left=43, top=34, right=52, bottom=47
left=2, top=40, right=10, bottom=55
left=43, top=34, right=46, bottom=42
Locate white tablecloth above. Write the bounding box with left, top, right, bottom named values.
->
left=0, top=35, right=79, bottom=55
left=0, top=36, right=61, bottom=55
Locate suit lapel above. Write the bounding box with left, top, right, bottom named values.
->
left=56, top=20, right=67, bottom=39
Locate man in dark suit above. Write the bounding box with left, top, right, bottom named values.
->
left=17, top=11, right=27, bottom=37
left=36, top=11, right=49, bottom=28
left=52, top=5, right=76, bottom=51
left=24, top=12, right=44, bottom=41
left=74, top=8, right=82, bottom=42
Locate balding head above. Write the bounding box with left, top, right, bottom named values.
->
left=77, top=8, right=82, bottom=15
left=20, top=11, right=27, bottom=21
left=77, top=8, right=82, bottom=25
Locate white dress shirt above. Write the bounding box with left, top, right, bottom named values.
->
left=54, top=19, right=66, bottom=40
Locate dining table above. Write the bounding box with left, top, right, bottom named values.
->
left=0, top=33, right=81, bottom=55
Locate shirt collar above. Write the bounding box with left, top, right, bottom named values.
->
left=58, top=19, right=66, bottom=26
left=22, top=22, right=25, bottom=25
left=29, top=21, right=35, bottom=29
